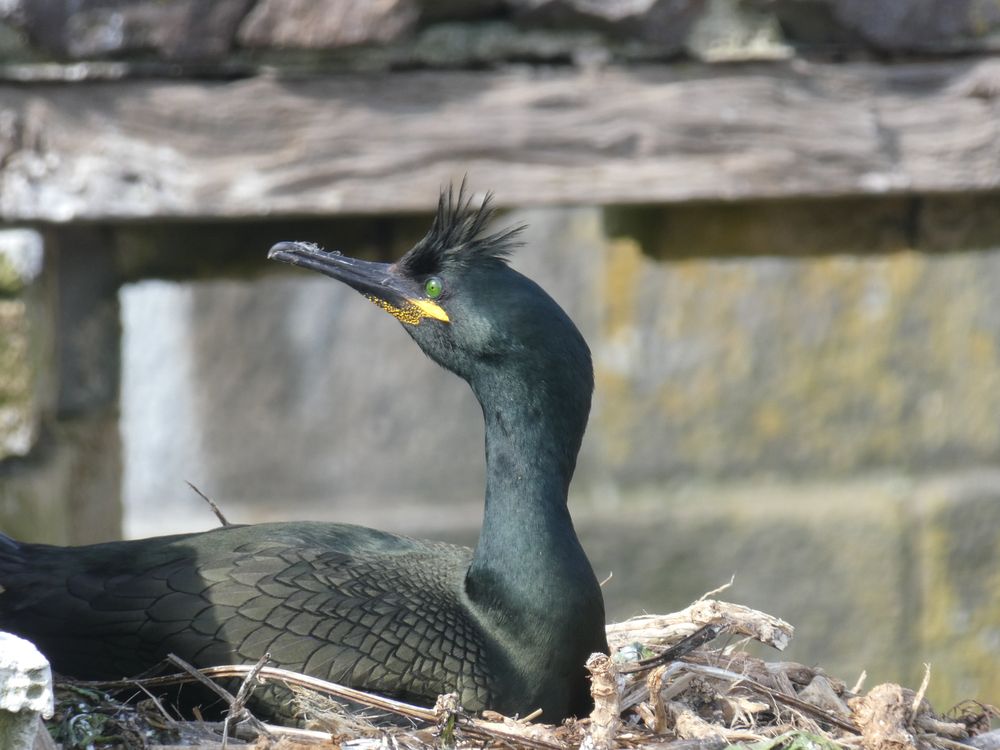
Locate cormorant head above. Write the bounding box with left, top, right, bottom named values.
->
left=268, top=187, right=593, bottom=459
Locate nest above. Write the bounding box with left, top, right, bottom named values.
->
left=47, top=594, right=998, bottom=750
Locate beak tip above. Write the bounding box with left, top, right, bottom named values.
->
left=268, top=241, right=298, bottom=260
left=268, top=241, right=339, bottom=262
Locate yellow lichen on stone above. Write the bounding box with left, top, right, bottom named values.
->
left=593, top=236, right=645, bottom=465
left=0, top=300, right=36, bottom=457
left=914, top=493, right=1000, bottom=706
left=587, top=238, right=1000, bottom=477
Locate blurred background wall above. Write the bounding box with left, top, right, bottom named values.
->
left=1, top=0, right=1000, bottom=713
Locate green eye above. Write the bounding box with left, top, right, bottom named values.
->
left=424, top=276, right=444, bottom=299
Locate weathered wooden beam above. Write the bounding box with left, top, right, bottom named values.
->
left=1, top=59, right=998, bottom=223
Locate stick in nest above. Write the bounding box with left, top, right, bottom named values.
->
left=582, top=653, right=620, bottom=750
left=620, top=623, right=725, bottom=675
left=222, top=651, right=271, bottom=749
left=185, top=480, right=232, bottom=527
left=605, top=598, right=794, bottom=653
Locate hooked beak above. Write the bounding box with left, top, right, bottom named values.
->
left=268, top=241, right=449, bottom=325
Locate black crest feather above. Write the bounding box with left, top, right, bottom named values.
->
left=397, top=183, right=524, bottom=277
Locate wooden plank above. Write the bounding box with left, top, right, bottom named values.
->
left=0, top=59, right=998, bottom=222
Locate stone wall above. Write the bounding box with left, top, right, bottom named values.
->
left=2, top=0, right=999, bottom=66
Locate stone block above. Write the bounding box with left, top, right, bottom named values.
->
left=238, top=0, right=419, bottom=49
left=759, top=0, right=1000, bottom=54
left=584, top=224, right=1000, bottom=479
left=1, top=0, right=253, bottom=60
left=911, top=475, right=1000, bottom=706
left=0, top=230, right=47, bottom=460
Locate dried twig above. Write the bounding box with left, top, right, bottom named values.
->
left=606, top=599, right=793, bottom=653
left=165, top=653, right=273, bottom=743
left=133, top=681, right=178, bottom=728
left=520, top=708, right=544, bottom=723
left=620, top=623, right=724, bottom=675
left=222, top=652, right=271, bottom=749
left=165, top=653, right=238, bottom=706
left=851, top=670, right=868, bottom=695
left=185, top=480, right=232, bottom=527
left=913, top=664, right=932, bottom=715
left=697, top=576, right=735, bottom=602
left=582, top=653, right=621, bottom=750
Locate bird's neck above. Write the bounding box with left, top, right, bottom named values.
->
left=464, top=372, right=598, bottom=627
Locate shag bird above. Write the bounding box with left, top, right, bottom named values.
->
left=0, top=188, right=607, bottom=721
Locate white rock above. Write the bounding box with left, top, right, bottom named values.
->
left=0, top=632, right=54, bottom=749
left=0, top=632, right=53, bottom=716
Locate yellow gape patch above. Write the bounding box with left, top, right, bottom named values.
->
left=408, top=297, right=450, bottom=323
left=365, top=295, right=450, bottom=325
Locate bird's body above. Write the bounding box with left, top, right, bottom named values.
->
left=0, top=188, right=607, bottom=721
left=0, top=523, right=598, bottom=717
